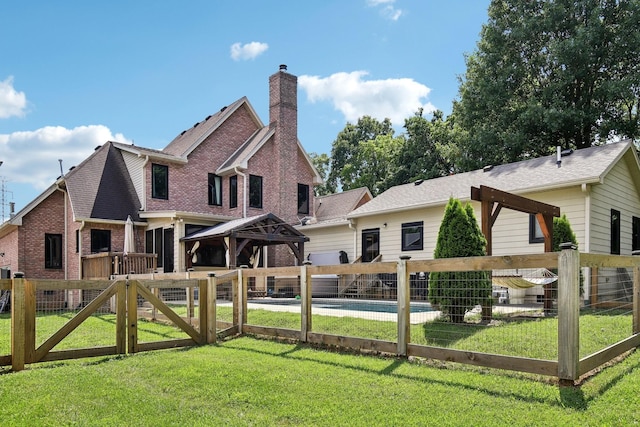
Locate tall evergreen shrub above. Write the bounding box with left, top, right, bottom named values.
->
left=428, top=198, right=491, bottom=323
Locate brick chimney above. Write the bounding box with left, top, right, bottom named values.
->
left=269, top=64, right=298, bottom=222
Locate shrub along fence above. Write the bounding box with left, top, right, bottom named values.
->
left=3, top=247, right=639, bottom=382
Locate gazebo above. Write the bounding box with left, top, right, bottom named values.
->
left=181, top=213, right=309, bottom=269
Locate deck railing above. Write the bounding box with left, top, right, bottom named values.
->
left=81, top=252, right=157, bottom=279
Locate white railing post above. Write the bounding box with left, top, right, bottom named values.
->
left=558, top=243, right=580, bottom=382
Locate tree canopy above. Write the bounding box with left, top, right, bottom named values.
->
left=453, top=0, right=640, bottom=171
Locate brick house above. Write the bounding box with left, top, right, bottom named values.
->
left=0, top=65, right=322, bottom=281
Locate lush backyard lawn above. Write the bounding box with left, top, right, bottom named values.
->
left=0, top=336, right=639, bottom=426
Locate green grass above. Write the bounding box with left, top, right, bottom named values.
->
left=0, top=337, right=639, bottom=426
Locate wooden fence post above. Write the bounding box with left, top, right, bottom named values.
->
left=11, top=272, right=27, bottom=371
left=207, top=273, right=217, bottom=344
left=116, top=280, right=127, bottom=354
left=397, top=256, right=411, bottom=357
left=300, top=261, right=312, bottom=342
left=632, top=250, right=640, bottom=335
left=558, top=243, right=580, bottom=382
left=238, top=268, right=245, bottom=333
left=127, top=278, right=138, bottom=354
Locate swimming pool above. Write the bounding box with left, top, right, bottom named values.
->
left=249, top=298, right=434, bottom=314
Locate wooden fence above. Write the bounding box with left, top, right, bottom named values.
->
left=3, top=247, right=640, bottom=383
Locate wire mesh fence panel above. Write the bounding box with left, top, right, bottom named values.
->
left=410, top=268, right=559, bottom=360
left=216, top=279, right=235, bottom=327
left=246, top=275, right=302, bottom=329
left=34, top=284, right=118, bottom=351
left=580, top=267, right=634, bottom=358
left=310, top=274, right=399, bottom=341
left=135, top=285, right=197, bottom=344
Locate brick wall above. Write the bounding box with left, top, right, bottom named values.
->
left=19, top=190, right=66, bottom=279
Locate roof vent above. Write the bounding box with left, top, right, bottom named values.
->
left=180, top=130, right=186, bottom=136
left=193, top=122, right=199, bottom=128
left=279, top=64, right=287, bottom=71
left=561, top=148, right=573, bottom=157
left=205, top=115, right=212, bottom=120
left=220, top=106, right=227, bottom=112
left=414, top=179, right=424, bottom=186
left=94, top=145, right=101, bottom=151
left=68, top=166, right=76, bottom=171
left=483, top=165, right=494, bottom=172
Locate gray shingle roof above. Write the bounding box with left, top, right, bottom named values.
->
left=163, top=98, right=252, bottom=157
left=65, top=142, right=142, bottom=221
left=315, top=187, right=372, bottom=222
left=348, top=141, right=637, bottom=218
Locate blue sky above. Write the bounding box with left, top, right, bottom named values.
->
left=0, top=0, right=490, bottom=216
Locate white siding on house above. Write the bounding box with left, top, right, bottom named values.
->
left=590, top=157, right=640, bottom=255
left=120, top=151, right=146, bottom=208
left=302, top=223, right=356, bottom=263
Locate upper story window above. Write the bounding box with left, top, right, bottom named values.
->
left=402, top=221, right=423, bottom=251
left=529, top=214, right=544, bottom=244
left=249, top=174, right=263, bottom=208
left=611, top=209, right=621, bottom=255
left=152, top=163, right=168, bottom=200
left=208, top=173, right=222, bottom=206
left=229, top=175, right=238, bottom=209
left=90, top=229, right=111, bottom=253
left=298, top=183, right=309, bottom=215
left=45, top=233, right=62, bottom=269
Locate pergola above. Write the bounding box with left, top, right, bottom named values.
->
left=471, top=185, right=561, bottom=313
left=181, top=213, right=308, bottom=268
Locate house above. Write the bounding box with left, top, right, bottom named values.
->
left=299, top=140, right=640, bottom=303
left=0, top=65, right=322, bottom=282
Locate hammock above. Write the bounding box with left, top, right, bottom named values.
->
left=492, top=268, right=557, bottom=290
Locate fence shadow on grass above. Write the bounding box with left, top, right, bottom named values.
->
left=220, top=338, right=571, bottom=408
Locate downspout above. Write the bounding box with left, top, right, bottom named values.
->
left=582, top=183, right=591, bottom=302
left=79, top=221, right=86, bottom=280
left=55, top=185, right=68, bottom=280
left=141, top=155, right=150, bottom=211
left=348, top=219, right=357, bottom=260
left=234, top=166, right=247, bottom=218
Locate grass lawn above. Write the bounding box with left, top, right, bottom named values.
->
left=0, top=336, right=639, bottom=426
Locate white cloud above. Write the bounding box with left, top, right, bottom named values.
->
left=0, top=76, right=28, bottom=119
left=299, top=71, right=435, bottom=125
left=0, top=125, right=131, bottom=190
left=230, top=41, right=269, bottom=61
left=367, top=0, right=403, bottom=21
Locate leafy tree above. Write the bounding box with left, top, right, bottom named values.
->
left=386, top=110, right=460, bottom=187
left=553, top=214, right=578, bottom=251
left=552, top=213, right=583, bottom=295
left=428, top=198, right=491, bottom=323
left=309, top=152, right=332, bottom=196
left=326, top=116, right=395, bottom=195
left=455, top=0, right=640, bottom=171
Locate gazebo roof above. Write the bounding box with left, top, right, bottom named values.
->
left=181, top=213, right=308, bottom=245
